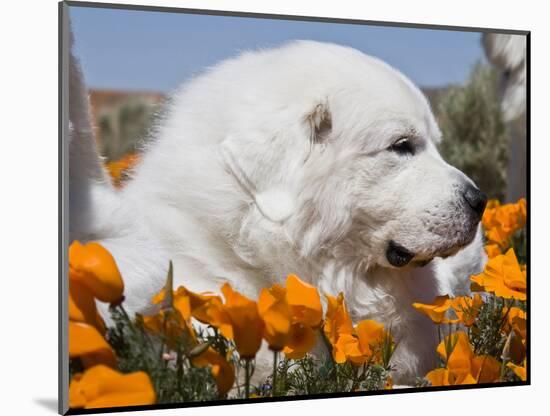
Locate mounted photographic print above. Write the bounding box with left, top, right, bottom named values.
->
left=59, top=1, right=530, bottom=414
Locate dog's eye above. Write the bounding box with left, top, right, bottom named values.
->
left=389, top=137, right=415, bottom=155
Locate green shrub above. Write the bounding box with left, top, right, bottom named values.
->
left=98, top=96, right=161, bottom=162
left=436, top=64, right=509, bottom=200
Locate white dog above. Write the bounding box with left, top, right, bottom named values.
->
left=69, top=40, right=487, bottom=384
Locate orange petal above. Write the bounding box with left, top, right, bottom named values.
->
left=181, top=287, right=224, bottom=324
left=202, top=299, right=234, bottom=340
left=451, top=295, right=483, bottom=327
left=470, top=249, right=526, bottom=300
left=141, top=308, right=196, bottom=348
left=507, top=361, right=527, bottom=381
left=221, top=283, right=264, bottom=359
left=69, top=321, right=116, bottom=368
left=333, top=333, right=365, bottom=365
left=455, top=373, right=477, bottom=385
left=258, top=286, right=292, bottom=350
left=69, top=241, right=124, bottom=303
left=69, top=365, right=155, bottom=409
left=436, top=331, right=473, bottom=363
left=508, top=307, right=527, bottom=340
left=173, top=293, right=192, bottom=321
left=355, top=319, right=385, bottom=357
left=485, top=244, right=501, bottom=259
left=69, top=280, right=106, bottom=334
left=192, top=347, right=235, bottom=396
left=286, top=274, right=323, bottom=327
left=283, top=323, right=317, bottom=360
left=472, top=355, right=501, bottom=383
left=426, top=368, right=450, bottom=386
left=105, top=153, right=140, bottom=187
left=323, top=293, right=354, bottom=346
left=412, top=295, right=453, bottom=323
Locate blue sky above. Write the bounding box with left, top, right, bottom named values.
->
left=70, top=6, right=486, bottom=93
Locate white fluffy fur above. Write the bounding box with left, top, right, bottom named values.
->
left=483, top=33, right=527, bottom=202
left=69, top=40, right=486, bottom=384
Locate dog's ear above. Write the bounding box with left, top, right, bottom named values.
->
left=220, top=100, right=332, bottom=223
left=307, top=101, right=332, bottom=146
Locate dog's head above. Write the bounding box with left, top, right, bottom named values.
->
left=220, top=41, right=486, bottom=270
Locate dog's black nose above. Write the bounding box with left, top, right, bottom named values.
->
left=463, top=185, right=487, bottom=219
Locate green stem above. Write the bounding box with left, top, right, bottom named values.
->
left=176, top=345, right=183, bottom=392
left=244, top=358, right=251, bottom=399
left=350, top=366, right=360, bottom=392
left=272, top=350, right=278, bottom=397
left=281, top=359, right=288, bottom=393
left=319, top=329, right=340, bottom=387
left=497, top=299, right=513, bottom=333
left=500, top=357, right=508, bottom=381
left=159, top=313, right=168, bottom=366
left=118, top=304, right=133, bottom=324
left=121, top=305, right=157, bottom=359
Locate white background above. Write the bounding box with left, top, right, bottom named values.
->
left=1, top=0, right=547, bottom=414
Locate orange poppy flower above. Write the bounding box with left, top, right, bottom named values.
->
left=219, top=283, right=264, bottom=359
left=502, top=330, right=525, bottom=364
left=508, top=307, right=527, bottom=340
left=199, top=298, right=234, bottom=340
left=69, top=241, right=124, bottom=304
left=495, top=199, right=526, bottom=233
left=485, top=244, right=501, bottom=259
left=69, top=241, right=125, bottom=336
left=436, top=332, right=475, bottom=384
left=282, top=323, right=318, bottom=359
left=471, top=355, right=501, bottom=383
left=470, top=249, right=526, bottom=300
left=333, top=333, right=365, bottom=365
left=429, top=332, right=500, bottom=385
left=141, top=308, right=194, bottom=345
left=192, top=347, right=235, bottom=396
left=323, top=293, right=390, bottom=365
left=481, top=200, right=500, bottom=230
left=174, top=286, right=224, bottom=325
left=105, top=153, right=140, bottom=188
left=68, top=241, right=125, bottom=368
left=436, top=331, right=468, bottom=363
left=502, top=307, right=527, bottom=363
left=482, top=199, right=526, bottom=247
left=277, top=275, right=323, bottom=359
left=355, top=319, right=386, bottom=360
left=331, top=322, right=391, bottom=366
left=323, top=293, right=354, bottom=346
left=426, top=368, right=453, bottom=386
left=69, top=280, right=106, bottom=334
left=140, top=264, right=196, bottom=345
left=451, top=295, right=483, bottom=326
left=507, top=360, right=527, bottom=381
left=412, top=295, right=457, bottom=324
left=69, top=321, right=116, bottom=368
left=258, top=284, right=292, bottom=351
left=144, top=266, right=232, bottom=346
left=285, top=274, right=323, bottom=328
left=69, top=365, right=155, bottom=409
